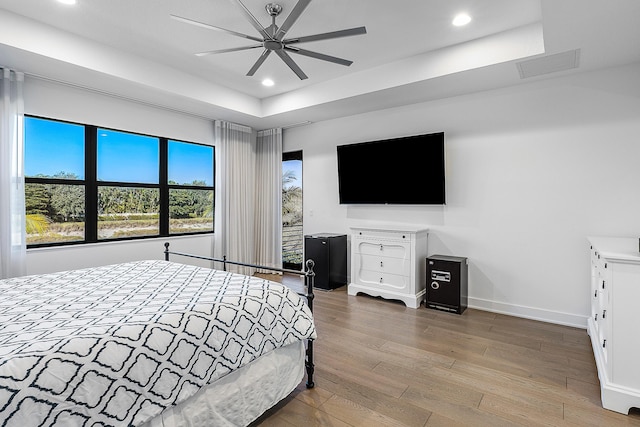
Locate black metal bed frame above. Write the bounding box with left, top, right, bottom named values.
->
left=163, top=242, right=316, bottom=388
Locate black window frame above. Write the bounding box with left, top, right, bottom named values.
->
left=25, top=115, right=215, bottom=248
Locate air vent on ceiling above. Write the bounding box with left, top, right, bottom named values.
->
left=281, top=120, right=312, bottom=130
left=516, top=49, right=581, bottom=79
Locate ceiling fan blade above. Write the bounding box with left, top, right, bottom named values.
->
left=196, top=44, right=263, bottom=57
left=229, top=0, right=271, bottom=40
left=284, top=46, right=353, bottom=66
left=274, top=50, right=308, bottom=80
left=284, top=26, right=367, bottom=44
left=171, top=14, right=263, bottom=43
left=274, top=0, right=312, bottom=41
left=247, top=49, right=272, bottom=76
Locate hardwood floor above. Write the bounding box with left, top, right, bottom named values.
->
left=252, top=275, right=640, bottom=426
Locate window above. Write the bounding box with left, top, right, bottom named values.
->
left=97, top=129, right=160, bottom=239
left=282, top=150, right=302, bottom=270
left=25, top=118, right=86, bottom=244
left=24, top=116, right=214, bottom=247
left=168, top=140, right=214, bottom=234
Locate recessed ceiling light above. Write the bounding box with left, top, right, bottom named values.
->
left=262, top=78, right=275, bottom=87
left=57, top=0, right=77, bottom=4
left=452, top=13, right=471, bottom=27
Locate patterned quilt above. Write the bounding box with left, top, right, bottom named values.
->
left=0, top=260, right=316, bottom=426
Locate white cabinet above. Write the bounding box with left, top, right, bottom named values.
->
left=348, top=226, right=428, bottom=309
left=587, top=237, right=640, bottom=414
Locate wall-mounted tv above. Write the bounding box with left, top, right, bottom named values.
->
left=337, top=132, right=445, bottom=205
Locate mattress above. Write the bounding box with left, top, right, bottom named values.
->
left=0, top=260, right=316, bottom=426
left=143, top=340, right=305, bottom=427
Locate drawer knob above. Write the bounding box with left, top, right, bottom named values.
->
left=603, top=339, right=606, bottom=349
left=595, top=313, right=598, bottom=321
left=602, top=281, right=605, bottom=289
left=602, top=310, right=606, bottom=319
left=380, top=261, right=383, bottom=267
left=594, top=290, right=597, bottom=298
left=379, top=245, right=383, bottom=251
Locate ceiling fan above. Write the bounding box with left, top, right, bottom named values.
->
left=171, top=0, right=367, bottom=80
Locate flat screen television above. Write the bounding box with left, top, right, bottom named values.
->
left=337, top=132, right=445, bottom=205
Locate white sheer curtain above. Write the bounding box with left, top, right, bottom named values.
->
left=254, top=128, right=282, bottom=272
left=213, top=120, right=255, bottom=275
left=0, top=68, right=26, bottom=279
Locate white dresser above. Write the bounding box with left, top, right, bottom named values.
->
left=587, top=237, right=640, bottom=414
left=348, top=226, right=428, bottom=309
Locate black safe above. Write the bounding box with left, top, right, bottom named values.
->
left=304, top=233, right=347, bottom=290
left=426, top=255, right=468, bottom=314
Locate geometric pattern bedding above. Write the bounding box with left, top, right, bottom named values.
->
left=0, top=260, right=316, bottom=426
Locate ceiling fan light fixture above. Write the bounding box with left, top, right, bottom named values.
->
left=452, top=13, right=471, bottom=27
left=262, top=78, right=275, bottom=87
left=265, top=3, right=283, bottom=17
left=173, top=0, right=366, bottom=80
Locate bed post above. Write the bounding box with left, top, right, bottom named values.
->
left=305, top=259, right=315, bottom=389
left=164, top=242, right=170, bottom=261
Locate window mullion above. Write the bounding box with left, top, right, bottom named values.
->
left=160, top=138, right=169, bottom=236
left=85, top=125, right=98, bottom=242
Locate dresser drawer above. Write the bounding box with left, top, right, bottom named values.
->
left=355, top=269, right=410, bottom=292
left=353, top=229, right=413, bottom=241
left=354, top=239, right=410, bottom=259
left=356, top=253, right=410, bottom=276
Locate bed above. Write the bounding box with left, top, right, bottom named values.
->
left=0, top=243, right=317, bottom=426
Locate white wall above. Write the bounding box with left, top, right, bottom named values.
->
left=23, top=77, right=217, bottom=274
left=27, top=235, right=215, bottom=275
left=283, top=63, right=640, bottom=327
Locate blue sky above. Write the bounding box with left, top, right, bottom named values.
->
left=98, top=129, right=159, bottom=183
left=168, top=140, right=214, bottom=185
left=25, top=117, right=85, bottom=179
left=283, top=159, right=302, bottom=189
left=25, top=117, right=213, bottom=185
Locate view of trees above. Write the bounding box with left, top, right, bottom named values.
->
left=168, top=181, right=213, bottom=219
left=26, top=178, right=85, bottom=243
left=98, top=187, right=158, bottom=218
left=282, top=169, right=302, bottom=226
left=25, top=172, right=213, bottom=244
left=26, top=174, right=84, bottom=222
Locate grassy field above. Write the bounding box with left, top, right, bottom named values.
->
left=27, top=218, right=213, bottom=244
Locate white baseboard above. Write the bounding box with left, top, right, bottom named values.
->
left=468, top=297, right=588, bottom=329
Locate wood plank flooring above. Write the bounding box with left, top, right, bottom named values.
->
left=251, top=276, right=640, bottom=426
